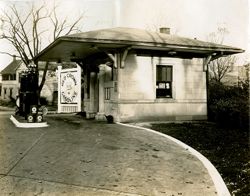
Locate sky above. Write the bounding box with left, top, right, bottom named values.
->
left=0, top=0, right=249, bottom=70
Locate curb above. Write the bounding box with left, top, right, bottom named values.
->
left=117, top=122, right=231, bottom=196
left=10, top=115, right=49, bottom=128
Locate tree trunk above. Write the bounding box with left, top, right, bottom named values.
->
left=38, top=61, right=49, bottom=103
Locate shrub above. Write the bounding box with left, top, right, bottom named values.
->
left=208, top=80, right=249, bottom=129
left=0, top=98, right=16, bottom=107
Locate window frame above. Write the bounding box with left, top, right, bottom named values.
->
left=156, top=65, right=173, bottom=98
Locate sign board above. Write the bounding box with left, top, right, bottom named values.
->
left=58, top=65, right=81, bottom=113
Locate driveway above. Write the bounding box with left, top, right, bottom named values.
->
left=0, top=113, right=219, bottom=195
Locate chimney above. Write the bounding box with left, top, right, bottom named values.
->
left=13, top=55, right=16, bottom=61
left=159, top=27, right=170, bottom=34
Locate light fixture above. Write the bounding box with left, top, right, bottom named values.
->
left=168, top=51, right=177, bottom=55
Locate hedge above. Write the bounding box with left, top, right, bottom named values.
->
left=208, top=80, right=249, bottom=129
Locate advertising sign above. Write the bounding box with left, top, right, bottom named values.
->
left=58, top=65, right=81, bottom=113
left=60, top=71, right=79, bottom=103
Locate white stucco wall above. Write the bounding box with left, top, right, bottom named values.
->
left=117, top=53, right=207, bottom=122
left=119, top=53, right=155, bottom=100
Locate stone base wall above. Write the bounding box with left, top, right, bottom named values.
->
left=118, top=101, right=207, bottom=122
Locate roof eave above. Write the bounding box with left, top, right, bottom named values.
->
left=34, top=37, right=244, bottom=62
left=34, top=38, right=62, bottom=62
left=59, top=36, right=244, bottom=51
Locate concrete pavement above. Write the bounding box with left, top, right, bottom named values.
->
left=0, top=113, right=223, bottom=195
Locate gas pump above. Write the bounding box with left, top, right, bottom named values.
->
left=16, top=62, right=45, bottom=123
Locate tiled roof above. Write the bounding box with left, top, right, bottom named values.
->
left=0, top=60, right=22, bottom=74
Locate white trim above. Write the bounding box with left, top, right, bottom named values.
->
left=117, top=122, right=231, bottom=196
left=57, top=65, right=62, bottom=113
left=10, top=115, right=48, bottom=128
left=77, top=65, right=82, bottom=112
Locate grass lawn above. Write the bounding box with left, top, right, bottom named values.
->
left=150, top=122, right=249, bottom=196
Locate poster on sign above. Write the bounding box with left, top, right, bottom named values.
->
left=60, top=71, right=79, bottom=104
left=58, top=65, right=81, bottom=113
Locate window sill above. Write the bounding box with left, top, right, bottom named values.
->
left=155, top=98, right=176, bottom=103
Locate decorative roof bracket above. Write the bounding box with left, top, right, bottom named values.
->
left=103, top=52, right=117, bottom=68
left=203, top=55, right=212, bottom=72
left=203, top=52, right=225, bottom=71
left=121, top=47, right=131, bottom=68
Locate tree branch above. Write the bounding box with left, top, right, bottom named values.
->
left=208, top=26, right=235, bottom=82
left=1, top=1, right=85, bottom=96
left=11, top=5, right=34, bottom=59
left=0, top=51, right=20, bottom=58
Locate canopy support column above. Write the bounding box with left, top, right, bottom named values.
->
left=95, top=64, right=106, bottom=120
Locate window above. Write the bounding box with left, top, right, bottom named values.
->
left=2, top=74, right=9, bottom=81
left=105, top=88, right=111, bottom=100
left=9, top=88, right=13, bottom=98
left=156, top=65, right=173, bottom=98
left=3, top=88, right=7, bottom=99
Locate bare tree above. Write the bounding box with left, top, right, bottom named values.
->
left=0, top=1, right=84, bottom=94
left=209, top=55, right=236, bottom=82
left=208, top=26, right=237, bottom=82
